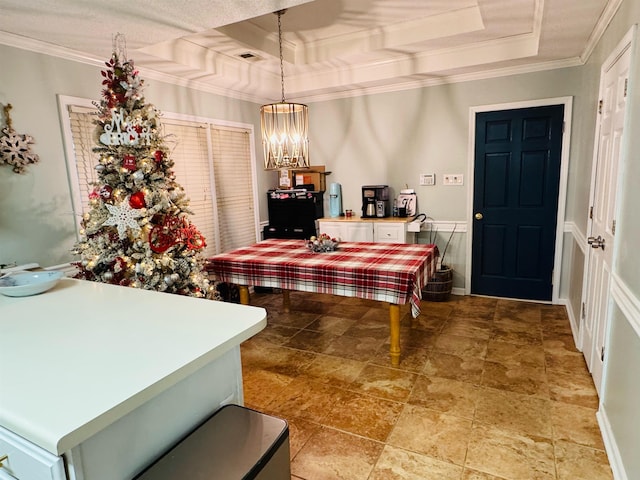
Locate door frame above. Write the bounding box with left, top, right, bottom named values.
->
left=466, top=97, right=574, bottom=303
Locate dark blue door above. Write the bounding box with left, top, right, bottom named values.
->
left=472, top=105, right=564, bottom=300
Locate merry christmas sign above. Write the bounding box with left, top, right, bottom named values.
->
left=99, top=108, right=152, bottom=147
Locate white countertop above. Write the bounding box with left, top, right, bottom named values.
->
left=318, top=216, right=412, bottom=223
left=0, top=278, right=266, bottom=455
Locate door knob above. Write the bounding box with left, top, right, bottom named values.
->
left=474, top=213, right=483, bottom=220
left=587, top=235, right=606, bottom=250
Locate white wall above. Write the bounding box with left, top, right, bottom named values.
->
left=310, top=71, right=588, bottom=222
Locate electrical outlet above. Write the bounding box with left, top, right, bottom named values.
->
left=420, top=173, right=435, bottom=186
left=443, top=174, right=464, bottom=185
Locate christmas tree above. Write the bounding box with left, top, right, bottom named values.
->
left=72, top=42, right=219, bottom=300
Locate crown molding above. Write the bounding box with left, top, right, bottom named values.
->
left=0, top=31, right=265, bottom=104
left=295, top=56, right=584, bottom=103
left=0, top=31, right=104, bottom=67
left=580, top=0, right=625, bottom=63
left=0, top=29, right=585, bottom=106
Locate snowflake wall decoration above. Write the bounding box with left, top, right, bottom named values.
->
left=0, top=104, right=40, bottom=174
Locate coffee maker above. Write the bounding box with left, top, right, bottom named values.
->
left=362, top=185, right=390, bottom=218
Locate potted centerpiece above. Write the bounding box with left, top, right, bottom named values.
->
left=306, top=233, right=339, bottom=253
left=423, top=224, right=455, bottom=302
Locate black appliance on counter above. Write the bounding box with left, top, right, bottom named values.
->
left=362, top=185, right=390, bottom=218
left=263, top=189, right=324, bottom=239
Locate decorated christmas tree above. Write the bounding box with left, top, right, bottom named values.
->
left=72, top=41, right=218, bottom=300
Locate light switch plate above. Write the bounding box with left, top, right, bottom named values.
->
left=443, top=174, right=464, bottom=185
left=420, top=173, right=435, bottom=186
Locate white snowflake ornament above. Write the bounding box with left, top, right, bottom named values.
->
left=0, top=104, right=40, bottom=174
left=103, top=197, right=143, bottom=239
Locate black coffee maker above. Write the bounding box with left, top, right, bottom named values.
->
left=362, top=185, right=390, bottom=218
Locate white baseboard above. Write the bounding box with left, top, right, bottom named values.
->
left=594, top=274, right=640, bottom=480
left=597, top=407, right=628, bottom=480
left=557, top=298, right=582, bottom=351
left=451, top=287, right=465, bottom=296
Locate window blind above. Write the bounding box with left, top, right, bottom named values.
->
left=66, top=106, right=100, bottom=221
left=162, top=119, right=217, bottom=258
left=61, top=97, right=258, bottom=259
left=210, top=126, right=257, bottom=252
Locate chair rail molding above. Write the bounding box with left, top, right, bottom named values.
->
left=611, top=272, right=640, bottom=339
left=564, top=221, right=587, bottom=255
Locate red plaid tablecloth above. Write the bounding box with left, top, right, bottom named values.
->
left=206, top=239, right=438, bottom=317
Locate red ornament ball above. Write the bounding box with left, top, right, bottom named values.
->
left=129, top=191, right=146, bottom=209
left=154, top=150, right=164, bottom=164
left=99, top=185, right=113, bottom=200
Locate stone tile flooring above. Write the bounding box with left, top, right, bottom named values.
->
left=241, top=291, right=613, bottom=480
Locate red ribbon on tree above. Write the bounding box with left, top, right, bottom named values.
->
left=181, top=224, right=207, bottom=250
left=148, top=215, right=206, bottom=253
left=149, top=216, right=179, bottom=253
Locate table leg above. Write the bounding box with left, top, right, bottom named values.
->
left=389, top=304, right=401, bottom=366
left=238, top=285, right=250, bottom=305
left=282, top=289, right=291, bottom=313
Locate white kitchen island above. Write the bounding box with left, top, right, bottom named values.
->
left=0, top=278, right=266, bottom=480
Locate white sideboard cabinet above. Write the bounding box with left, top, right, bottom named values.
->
left=318, top=218, right=410, bottom=243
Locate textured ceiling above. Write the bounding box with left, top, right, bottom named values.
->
left=0, top=0, right=617, bottom=102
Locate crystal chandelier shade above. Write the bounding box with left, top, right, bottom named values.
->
left=261, top=10, right=310, bottom=170
left=261, top=102, right=308, bottom=169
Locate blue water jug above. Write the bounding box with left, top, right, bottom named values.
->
left=329, top=183, right=342, bottom=218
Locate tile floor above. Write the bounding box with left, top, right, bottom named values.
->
left=241, top=291, right=613, bottom=480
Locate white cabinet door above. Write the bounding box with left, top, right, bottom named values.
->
left=317, top=222, right=343, bottom=240
left=319, top=220, right=408, bottom=243
left=344, top=223, right=374, bottom=242
left=317, top=221, right=373, bottom=242
left=373, top=223, right=406, bottom=243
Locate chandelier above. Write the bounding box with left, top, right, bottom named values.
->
left=260, top=10, right=309, bottom=170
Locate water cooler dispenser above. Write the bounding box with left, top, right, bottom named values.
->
left=329, top=183, right=342, bottom=218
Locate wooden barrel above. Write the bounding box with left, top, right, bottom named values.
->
left=422, top=266, right=453, bottom=302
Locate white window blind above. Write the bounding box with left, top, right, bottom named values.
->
left=66, top=105, right=100, bottom=221
left=60, top=96, right=258, bottom=258
left=162, top=119, right=217, bottom=258
left=210, top=126, right=257, bottom=252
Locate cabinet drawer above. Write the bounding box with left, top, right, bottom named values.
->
left=0, top=427, right=65, bottom=480
left=374, top=223, right=406, bottom=243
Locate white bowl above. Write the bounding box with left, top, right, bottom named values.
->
left=0, top=271, right=65, bottom=297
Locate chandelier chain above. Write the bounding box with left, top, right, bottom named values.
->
left=278, top=11, right=285, bottom=103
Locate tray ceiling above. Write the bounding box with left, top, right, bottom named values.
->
left=0, top=0, right=617, bottom=102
